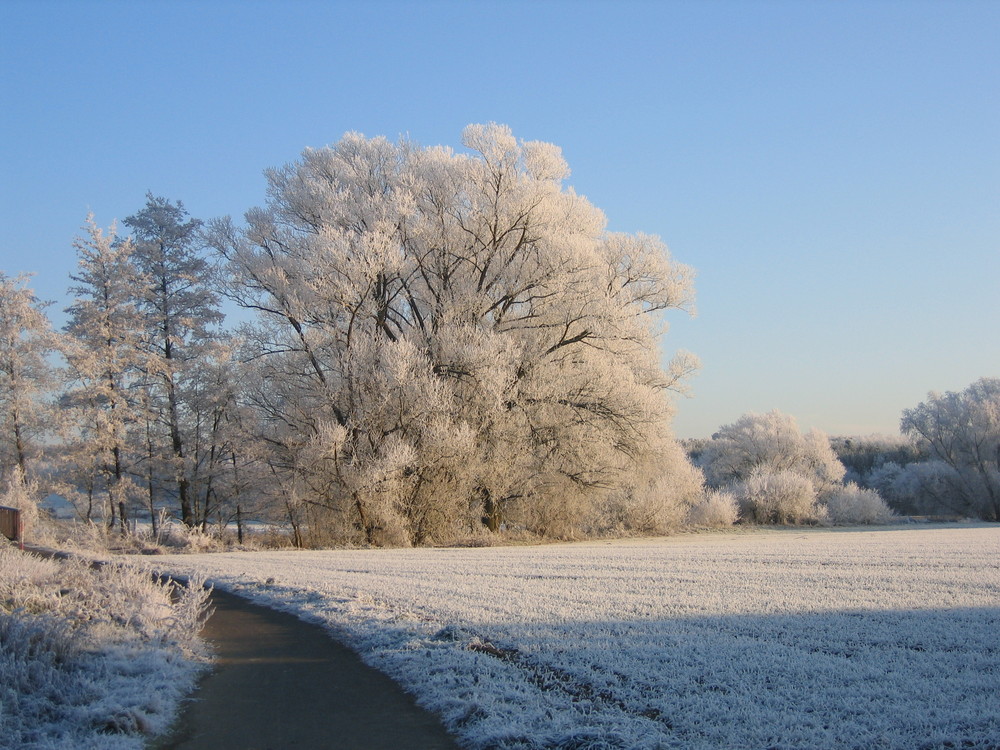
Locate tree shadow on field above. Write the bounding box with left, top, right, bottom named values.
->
left=398, top=605, right=1000, bottom=749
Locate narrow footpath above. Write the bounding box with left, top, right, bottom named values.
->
left=151, top=588, right=459, bottom=750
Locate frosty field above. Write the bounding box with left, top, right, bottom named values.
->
left=152, top=526, right=1000, bottom=749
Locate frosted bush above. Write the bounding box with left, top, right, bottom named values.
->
left=831, top=434, right=923, bottom=486
left=47, top=516, right=234, bottom=555
left=0, top=545, right=211, bottom=748
left=159, top=520, right=228, bottom=553
left=597, top=460, right=705, bottom=536
left=687, top=489, right=739, bottom=527
left=735, top=468, right=820, bottom=524
left=866, top=460, right=906, bottom=507
left=821, top=483, right=895, bottom=525
left=516, top=480, right=593, bottom=541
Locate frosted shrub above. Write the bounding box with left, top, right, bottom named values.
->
left=866, top=461, right=907, bottom=509
left=0, top=545, right=211, bottom=748
left=159, top=520, right=227, bottom=553
left=591, top=445, right=705, bottom=536
left=517, top=481, right=593, bottom=541
left=52, top=519, right=132, bottom=554
left=0, top=548, right=211, bottom=652
left=830, top=434, right=923, bottom=485
left=736, top=468, right=820, bottom=524
left=687, top=489, right=739, bottom=527
left=598, top=483, right=689, bottom=536
left=821, top=483, right=895, bottom=525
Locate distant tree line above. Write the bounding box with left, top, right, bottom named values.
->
left=832, top=379, right=1000, bottom=520
left=2, top=126, right=997, bottom=547
left=684, top=378, right=1000, bottom=523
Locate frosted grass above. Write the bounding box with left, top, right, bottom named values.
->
left=152, top=526, right=1000, bottom=749
left=0, top=547, right=211, bottom=750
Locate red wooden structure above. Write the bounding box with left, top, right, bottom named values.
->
left=0, top=505, right=23, bottom=550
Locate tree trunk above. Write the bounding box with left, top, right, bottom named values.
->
left=12, top=409, right=27, bottom=477
left=287, top=502, right=303, bottom=548
left=355, top=497, right=376, bottom=545
left=170, top=391, right=193, bottom=525
left=106, top=485, right=117, bottom=530
left=112, top=445, right=129, bottom=534
left=146, top=421, right=158, bottom=537
left=480, top=488, right=502, bottom=533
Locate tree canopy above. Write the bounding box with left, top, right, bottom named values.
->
left=210, top=123, right=700, bottom=544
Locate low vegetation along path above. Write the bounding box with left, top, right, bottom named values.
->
left=152, top=588, right=458, bottom=750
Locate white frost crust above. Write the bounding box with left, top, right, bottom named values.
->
left=152, top=527, right=1000, bottom=749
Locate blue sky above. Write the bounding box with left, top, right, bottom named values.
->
left=1, top=0, right=997, bottom=438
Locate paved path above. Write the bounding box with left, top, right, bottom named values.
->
left=151, top=588, right=459, bottom=750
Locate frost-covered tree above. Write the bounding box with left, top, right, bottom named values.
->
left=882, top=459, right=960, bottom=516
left=211, top=124, right=699, bottom=544
left=122, top=194, right=223, bottom=526
left=180, top=339, right=258, bottom=531
left=901, top=377, right=1000, bottom=519
left=698, top=410, right=845, bottom=489
left=696, top=410, right=850, bottom=525
left=61, top=217, right=151, bottom=530
left=0, top=272, right=59, bottom=485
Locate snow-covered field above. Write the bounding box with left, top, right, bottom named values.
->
left=152, top=525, right=1000, bottom=749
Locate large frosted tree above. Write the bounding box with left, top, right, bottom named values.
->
left=211, top=124, right=700, bottom=544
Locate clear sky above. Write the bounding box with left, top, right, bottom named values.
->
left=1, top=0, right=997, bottom=439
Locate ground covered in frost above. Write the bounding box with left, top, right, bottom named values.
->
left=152, top=525, right=1000, bottom=749
left=0, top=545, right=211, bottom=749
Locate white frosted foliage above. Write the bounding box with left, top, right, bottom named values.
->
left=901, top=377, right=1000, bottom=519
left=700, top=410, right=846, bottom=490
left=0, top=546, right=210, bottom=748
left=210, top=124, right=699, bottom=544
